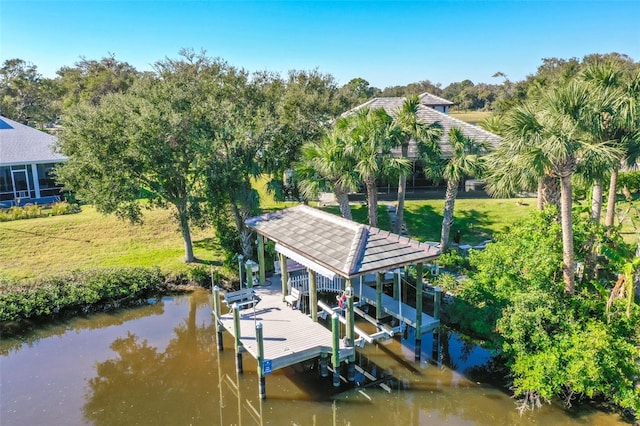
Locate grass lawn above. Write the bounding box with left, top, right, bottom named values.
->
left=0, top=195, right=538, bottom=281
left=449, top=110, right=492, bottom=125
left=404, top=198, right=536, bottom=244
left=0, top=206, right=220, bottom=281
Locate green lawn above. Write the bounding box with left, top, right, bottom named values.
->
left=449, top=110, right=492, bottom=125
left=0, top=196, right=536, bottom=281
left=0, top=206, right=220, bottom=281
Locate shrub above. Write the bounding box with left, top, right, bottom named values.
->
left=619, top=171, right=640, bottom=195
left=0, top=267, right=164, bottom=322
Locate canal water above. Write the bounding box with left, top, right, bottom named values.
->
left=0, top=289, right=631, bottom=425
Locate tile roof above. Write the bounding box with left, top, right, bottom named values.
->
left=344, top=96, right=501, bottom=159
left=0, top=116, right=66, bottom=165
left=246, top=205, right=439, bottom=279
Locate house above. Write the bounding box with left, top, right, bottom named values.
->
left=0, top=116, right=68, bottom=207
left=344, top=93, right=501, bottom=190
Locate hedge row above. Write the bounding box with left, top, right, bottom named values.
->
left=0, top=267, right=164, bottom=322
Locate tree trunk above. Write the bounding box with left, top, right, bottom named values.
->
left=538, top=173, right=561, bottom=211
left=605, top=167, right=619, bottom=227
left=395, top=144, right=409, bottom=234
left=177, top=201, right=195, bottom=263
left=591, top=179, right=603, bottom=223
left=559, top=173, right=575, bottom=295
left=334, top=184, right=352, bottom=220
left=440, top=179, right=459, bottom=252
left=229, top=200, right=253, bottom=259
left=365, top=176, right=378, bottom=228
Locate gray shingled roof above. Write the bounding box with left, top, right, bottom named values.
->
left=246, top=205, right=439, bottom=279
left=0, top=116, right=66, bottom=165
left=345, top=96, right=501, bottom=159
left=419, top=92, right=454, bottom=106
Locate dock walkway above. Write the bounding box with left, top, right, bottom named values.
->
left=217, top=278, right=354, bottom=372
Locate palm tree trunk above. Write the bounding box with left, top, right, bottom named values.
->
left=559, top=173, right=575, bottom=294
left=605, top=167, right=619, bottom=227
left=538, top=173, right=561, bottom=211
left=229, top=198, right=253, bottom=259
left=395, top=144, right=409, bottom=234
left=365, top=176, right=378, bottom=228
left=334, top=184, right=352, bottom=220
left=591, top=179, right=603, bottom=223
left=440, top=179, right=459, bottom=252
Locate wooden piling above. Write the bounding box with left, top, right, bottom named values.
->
left=257, top=235, right=266, bottom=285
left=233, top=304, right=243, bottom=373
left=331, top=313, right=340, bottom=387
left=213, top=286, right=223, bottom=351
left=415, top=262, right=423, bottom=361
left=256, top=322, right=266, bottom=399
left=279, top=253, right=288, bottom=302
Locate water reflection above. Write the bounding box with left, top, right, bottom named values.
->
left=0, top=290, right=630, bottom=426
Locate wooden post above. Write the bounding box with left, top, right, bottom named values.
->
left=309, top=269, right=317, bottom=322
left=331, top=313, right=340, bottom=387
left=256, top=322, right=266, bottom=399
left=415, top=262, right=423, bottom=361
left=346, top=286, right=355, bottom=349
left=213, top=286, right=223, bottom=352
left=233, top=304, right=243, bottom=373
left=393, top=268, right=400, bottom=300
left=434, top=286, right=442, bottom=321
left=245, top=261, right=253, bottom=289
left=320, top=353, right=329, bottom=378
left=238, top=254, right=245, bottom=288
left=280, top=253, right=288, bottom=302
left=403, top=265, right=410, bottom=304
left=376, top=272, right=383, bottom=321
left=257, top=235, right=266, bottom=286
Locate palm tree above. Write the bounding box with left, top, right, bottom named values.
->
left=295, top=130, right=358, bottom=220
left=392, top=95, right=442, bottom=234
left=484, top=105, right=560, bottom=211
left=436, top=128, right=487, bottom=251
left=341, top=108, right=410, bottom=228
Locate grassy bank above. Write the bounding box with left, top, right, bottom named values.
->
left=449, top=110, right=492, bottom=125
left=0, top=206, right=220, bottom=281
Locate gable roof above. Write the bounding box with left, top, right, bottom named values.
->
left=344, top=97, right=501, bottom=158
left=246, top=205, right=439, bottom=279
left=0, top=116, right=66, bottom=166
left=419, top=92, right=454, bottom=107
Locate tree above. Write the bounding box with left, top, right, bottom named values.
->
left=392, top=94, right=442, bottom=234
left=56, top=54, right=139, bottom=109
left=436, top=128, right=487, bottom=251
left=295, top=130, right=359, bottom=220
left=341, top=108, right=410, bottom=227
left=0, top=58, right=58, bottom=126
left=57, top=52, right=226, bottom=263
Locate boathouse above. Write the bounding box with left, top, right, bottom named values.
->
left=212, top=205, right=442, bottom=399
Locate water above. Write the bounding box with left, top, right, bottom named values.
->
left=0, top=289, right=630, bottom=425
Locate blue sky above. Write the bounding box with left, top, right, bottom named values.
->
left=2, top=1, right=639, bottom=89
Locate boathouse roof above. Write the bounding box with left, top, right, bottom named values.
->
left=246, top=205, right=440, bottom=279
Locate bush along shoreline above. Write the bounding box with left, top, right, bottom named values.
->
left=0, top=267, right=214, bottom=337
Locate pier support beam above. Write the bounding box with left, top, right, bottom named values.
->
left=415, top=262, right=423, bottom=361
left=213, top=286, right=223, bottom=351
left=320, top=353, right=329, bottom=378
left=233, top=304, right=243, bottom=373
left=375, top=272, right=383, bottom=321
left=256, top=322, right=266, bottom=399
left=280, top=253, right=288, bottom=302
left=309, top=269, right=318, bottom=321
left=331, top=313, right=341, bottom=387
left=257, top=235, right=266, bottom=286
left=393, top=268, right=401, bottom=300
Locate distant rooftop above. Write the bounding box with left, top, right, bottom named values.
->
left=419, top=92, right=454, bottom=106
left=246, top=205, right=439, bottom=279
left=344, top=96, right=501, bottom=158
left=0, top=116, right=66, bottom=165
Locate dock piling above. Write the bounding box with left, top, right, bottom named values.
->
left=331, top=313, right=341, bottom=387
left=256, top=322, right=266, bottom=399
left=233, top=304, right=243, bottom=373
left=213, top=286, right=223, bottom=351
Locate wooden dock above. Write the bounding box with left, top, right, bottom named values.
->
left=352, top=281, right=440, bottom=335
left=217, top=283, right=354, bottom=372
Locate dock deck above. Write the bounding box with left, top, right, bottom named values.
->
left=217, top=280, right=354, bottom=372
left=353, top=281, right=440, bottom=335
